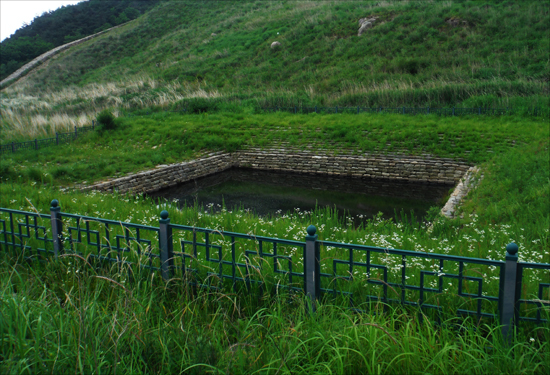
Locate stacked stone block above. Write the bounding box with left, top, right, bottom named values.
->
left=84, top=149, right=471, bottom=194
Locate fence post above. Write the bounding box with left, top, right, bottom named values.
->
left=357, top=106, right=360, bottom=114
left=403, top=106, right=405, bottom=115
left=75, top=126, right=78, bottom=139
left=452, top=107, right=455, bottom=116
left=294, top=106, right=297, bottom=114
left=12, top=142, right=15, bottom=153
left=427, top=106, right=430, bottom=114
left=35, top=139, right=38, bottom=150
left=336, top=106, right=338, bottom=114
left=315, top=106, right=317, bottom=113
left=159, top=210, right=174, bottom=281
left=50, top=199, right=64, bottom=259
left=92, top=120, right=95, bottom=130
left=56, top=133, right=59, bottom=145
left=500, top=242, right=519, bottom=343
left=304, top=225, right=320, bottom=313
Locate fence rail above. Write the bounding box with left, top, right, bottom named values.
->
left=261, top=105, right=543, bottom=116
left=1, top=202, right=549, bottom=339
left=128, top=105, right=542, bottom=117
left=0, top=123, right=95, bottom=155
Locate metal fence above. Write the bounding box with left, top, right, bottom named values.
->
left=123, top=106, right=543, bottom=117
left=0, top=123, right=95, bottom=155
left=261, top=106, right=544, bottom=116
left=1, top=201, right=548, bottom=340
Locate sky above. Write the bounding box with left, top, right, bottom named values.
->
left=1, top=0, right=86, bottom=42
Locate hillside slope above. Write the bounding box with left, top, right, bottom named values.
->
left=0, top=0, right=161, bottom=81
left=1, top=0, right=548, bottom=138
left=0, top=23, right=133, bottom=89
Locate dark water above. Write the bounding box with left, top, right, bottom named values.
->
left=149, top=168, right=452, bottom=222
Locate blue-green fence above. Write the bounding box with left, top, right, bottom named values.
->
left=0, top=123, right=95, bottom=155
left=261, top=105, right=544, bottom=116
left=1, top=201, right=549, bottom=340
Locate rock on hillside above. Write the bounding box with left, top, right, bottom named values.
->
left=358, top=17, right=378, bottom=36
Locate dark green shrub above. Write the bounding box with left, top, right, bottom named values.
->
left=52, top=166, right=70, bottom=178
left=0, top=160, right=17, bottom=182
left=24, top=167, right=43, bottom=183
left=187, top=98, right=218, bottom=114
left=97, top=109, right=117, bottom=130
left=395, top=58, right=429, bottom=75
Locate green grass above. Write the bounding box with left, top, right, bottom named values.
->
left=1, top=1, right=549, bottom=371
left=1, top=0, right=548, bottom=133
left=0, top=128, right=548, bottom=373
left=1, top=252, right=549, bottom=374
left=23, top=0, right=550, bottom=96
left=1, top=112, right=547, bottom=184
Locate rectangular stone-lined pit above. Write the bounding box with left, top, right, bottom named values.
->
left=84, top=149, right=470, bottom=195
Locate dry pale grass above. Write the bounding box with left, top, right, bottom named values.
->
left=0, top=77, right=223, bottom=141
left=0, top=109, right=96, bottom=141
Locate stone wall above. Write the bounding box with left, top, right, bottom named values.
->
left=236, top=149, right=469, bottom=183
left=440, top=166, right=481, bottom=218
left=85, top=152, right=234, bottom=194
left=84, top=149, right=471, bottom=194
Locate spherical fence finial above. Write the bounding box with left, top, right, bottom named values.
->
left=307, top=225, right=317, bottom=237
left=160, top=210, right=169, bottom=220
left=506, top=242, right=519, bottom=256
left=51, top=199, right=59, bottom=208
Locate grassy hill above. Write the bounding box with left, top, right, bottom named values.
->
left=1, top=0, right=549, bottom=139
left=0, top=2, right=549, bottom=372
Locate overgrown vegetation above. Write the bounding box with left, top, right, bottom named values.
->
left=1, top=253, right=548, bottom=374
left=96, top=109, right=118, bottom=131
left=0, top=1, right=549, bottom=372
left=1, top=138, right=549, bottom=373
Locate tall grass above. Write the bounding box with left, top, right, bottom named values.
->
left=1, top=250, right=548, bottom=374
left=0, top=78, right=224, bottom=141
left=1, top=135, right=548, bottom=373
left=0, top=2, right=549, bottom=370
left=2, top=78, right=547, bottom=142
left=0, top=109, right=94, bottom=141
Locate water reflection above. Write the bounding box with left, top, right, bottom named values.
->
left=149, top=168, right=452, bottom=222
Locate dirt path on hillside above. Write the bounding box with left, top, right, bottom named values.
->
left=0, top=21, right=132, bottom=89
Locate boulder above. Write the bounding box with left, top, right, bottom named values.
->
left=358, top=22, right=372, bottom=36
left=358, top=17, right=377, bottom=36
left=271, top=41, right=281, bottom=49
